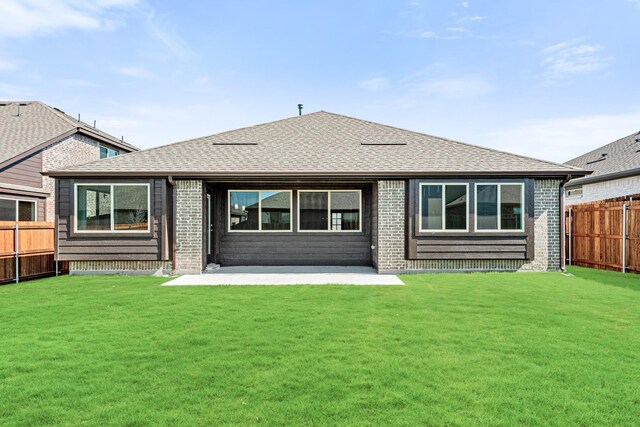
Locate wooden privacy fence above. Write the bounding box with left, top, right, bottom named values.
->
left=565, top=198, right=640, bottom=273
left=0, top=221, right=68, bottom=284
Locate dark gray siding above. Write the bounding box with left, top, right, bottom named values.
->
left=214, top=185, right=373, bottom=266
left=56, top=178, right=170, bottom=261
left=0, top=152, right=43, bottom=188
left=406, top=179, right=534, bottom=261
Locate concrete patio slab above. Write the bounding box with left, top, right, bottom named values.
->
left=163, top=266, right=404, bottom=286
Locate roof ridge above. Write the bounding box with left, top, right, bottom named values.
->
left=318, top=110, right=580, bottom=171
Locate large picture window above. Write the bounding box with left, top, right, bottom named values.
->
left=75, top=184, right=150, bottom=232
left=476, top=183, right=524, bottom=231
left=298, top=190, right=361, bottom=232
left=419, top=184, right=468, bottom=231
left=228, top=190, right=292, bottom=232
left=0, top=198, right=36, bottom=221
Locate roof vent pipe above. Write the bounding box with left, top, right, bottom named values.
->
left=78, top=113, right=80, bottom=122
left=16, top=105, right=20, bottom=117
left=93, top=120, right=96, bottom=128
left=297, top=104, right=303, bottom=116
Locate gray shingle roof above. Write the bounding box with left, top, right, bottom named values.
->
left=0, top=101, right=137, bottom=164
left=565, top=131, right=640, bottom=186
left=48, top=111, right=585, bottom=177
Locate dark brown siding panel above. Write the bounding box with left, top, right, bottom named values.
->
left=0, top=152, right=43, bottom=188
left=407, top=179, right=533, bottom=261
left=215, top=186, right=373, bottom=266
left=57, top=178, right=168, bottom=262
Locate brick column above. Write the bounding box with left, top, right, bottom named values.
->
left=377, top=180, right=406, bottom=272
left=175, top=179, right=204, bottom=274
left=529, top=179, right=561, bottom=271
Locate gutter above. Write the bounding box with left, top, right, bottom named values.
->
left=566, top=167, right=638, bottom=187
left=559, top=174, right=573, bottom=272
left=167, top=175, right=177, bottom=274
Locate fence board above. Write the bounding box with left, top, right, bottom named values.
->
left=566, top=197, right=640, bottom=273
left=0, top=221, right=69, bottom=284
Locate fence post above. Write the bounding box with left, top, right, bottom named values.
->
left=14, top=223, right=19, bottom=284
left=622, top=204, right=628, bottom=273
left=568, top=208, right=573, bottom=266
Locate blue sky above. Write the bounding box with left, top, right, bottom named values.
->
left=1, top=0, right=639, bottom=162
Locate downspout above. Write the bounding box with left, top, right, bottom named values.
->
left=559, top=175, right=572, bottom=272
left=168, top=175, right=177, bottom=274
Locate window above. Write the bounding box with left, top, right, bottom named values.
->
left=566, top=187, right=583, bottom=198
left=419, top=184, right=468, bottom=231
left=100, top=146, right=118, bottom=159
left=0, top=198, right=36, bottom=221
left=476, top=183, right=524, bottom=231
left=75, top=184, right=149, bottom=232
left=298, top=190, right=361, bottom=232
left=228, top=190, right=292, bottom=232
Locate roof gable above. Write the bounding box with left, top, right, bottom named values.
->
left=47, top=111, right=585, bottom=177
left=0, top=101, right=137, bottom=166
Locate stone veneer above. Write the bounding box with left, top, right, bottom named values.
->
left=42, top=134, right=101, bottom=222
left=174, top=179, right=204, bottom=274
left=376, top=179, right=562, bottom=272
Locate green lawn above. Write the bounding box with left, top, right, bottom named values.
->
left=1, top=267, right=639, bottom=426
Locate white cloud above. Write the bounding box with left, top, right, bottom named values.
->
left=0, top=0, right=139, bottom=38
left=461, top=1, right=470, bottom=7
left=542, top=40, right=612, bottom=79
left=59, top=78, right=97, bottom=87
left=470, top=16, right=487, bottom=21
left=446, top=27, right=468, bottom=33
left=115, top=66, right=153, bottom=78
left=411, top=77, right=494, bottom=97
left=359, top=77, right=388, bottom=91
left=137, top=5, right=194, bottom=58
left=0, top=83, right=32, bottom=98
left=480, top=112, right=640, bottom=163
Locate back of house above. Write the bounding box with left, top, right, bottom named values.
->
left=46, top=111, right=587, bottom=275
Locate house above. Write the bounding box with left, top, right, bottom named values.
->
left=45, top=111, right=587, bottom=274
left=564, top=131, right=640, bottom=205
left=0, top=101, right=137, bottom=222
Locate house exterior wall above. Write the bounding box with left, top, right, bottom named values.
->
left=565, top=175, right=640, bottom=205
left=376, top=180, right=406, bottom=270
left=175, top=179, right=205, bottom=274
left=42, top=134, right=102, bottom=222
left=376, top=178, right=561, bottom=272
left=0, top=152, right=43, bottom=189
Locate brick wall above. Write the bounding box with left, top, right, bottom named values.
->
left=376, top=180, right=406, bottom=271
left=70, top=260, right=172, bottom=274
left=175, top=179, right=204, bottom=274
left=565, top=175, right=640, bottom=205
left=521, top=179, right=561, bottom=271
left=42, top=134, right=100, bottom=221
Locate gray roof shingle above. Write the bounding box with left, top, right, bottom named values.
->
left=0, top=101, right=137, bottom=164
left=48, top=111, right=585, bottom=177
left=565, top=131, right=640, bottom=186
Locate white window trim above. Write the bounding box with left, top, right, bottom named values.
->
left=418, top=183, right=469, bottom=232
left=474, top=183, right=525, bottom=232
left=227, top=190, right=293, bottom=233
left=0, top=197, right=36, bottom=221
left=74, top=183, right=151, bottom=233
left=297, top=189, right=362, bottom=233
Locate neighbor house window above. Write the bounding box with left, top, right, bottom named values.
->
left=100, top=146, right=118, bottom=159
left=476, top=183, right=524, bottom=231
left=228, top=190, right=292, bottom=232
left=566, top=186, right=583, bottom=198
left=75, top=184, right=149, bottom=232
left=419, top=184, right=468, bottom=231
left=0, top=198, right=36, bottom=221
left=298, top=190, right=361, bottom=232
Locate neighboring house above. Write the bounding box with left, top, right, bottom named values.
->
left=564, top=131, right=640, bottom=205
left=46, top=112, right=586, bottom=275
left=0, top=101, right=137, bottom=222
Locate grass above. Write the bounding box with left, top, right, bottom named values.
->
left=0, top=267, right=639, bottom=426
